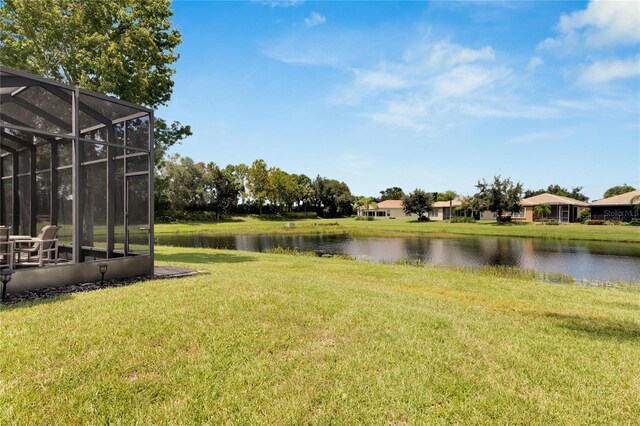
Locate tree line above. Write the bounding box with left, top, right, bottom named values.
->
left=155, top=156, right=354, bottom=220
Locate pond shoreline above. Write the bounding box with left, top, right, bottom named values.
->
left=154, top=217, right=640, bottom=243
left=155, top=232, right=640, bottom=282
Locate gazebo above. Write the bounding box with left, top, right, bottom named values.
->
left=0, top=66, right=154, bottom=293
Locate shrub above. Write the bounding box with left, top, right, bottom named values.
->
left=604, top=220, right=622, bottom=226
left=542, top=219, right=559, bottom=225
left=577, top=208, right=591, bottom=224
left=450, top=217, right=476, bottom=223
left=630, top=218, right=640, bottom=226
left=586, top=220, right=606, bottom=225
left=497, top=215, right=512, bottom=224
left=387, top=217, right=396, bottom=220
left=355, top=216, right=375, bottom=221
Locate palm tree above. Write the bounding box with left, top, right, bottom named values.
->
left=534, top=203, right=551, bottom=221
left=437, top=191, right=457, bottom=220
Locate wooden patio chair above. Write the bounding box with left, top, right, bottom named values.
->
left=14, top=225, right=60, bottom=267
left=0, top=227, right=12, bottom=269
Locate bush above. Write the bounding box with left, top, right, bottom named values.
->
left=355, top=216, right=375, bottom=221
left=497, top=215, right=512, bottom=224
left=586, top=220, right=606, bottom=225
left=577, top=208, right=591, bottom=224
left=630, top=218, right=640, bottom=226
left=541, top=219, right=559, bottom=225
left=450, top=217, right=476, bottom=223
left=387, top=217, right=396, bottom=220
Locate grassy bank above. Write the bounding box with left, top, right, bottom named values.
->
left=2, top=246, right=639, bottom=423
left=155, top=215, right=640, bottom=242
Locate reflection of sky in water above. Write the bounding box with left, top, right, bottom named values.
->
left=157, top=234, right=640, bottom=282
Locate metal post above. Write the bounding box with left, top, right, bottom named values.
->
left=72, top=87, right=81, bottom=263
left=148, top=111, right=155, bottom=268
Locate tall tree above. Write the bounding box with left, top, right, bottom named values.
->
left=205, top=163, right=241, bottom=221
left=160, top=155, right=207, bottom=212
left=379, top=187, right=405, bottom=201
left=604, top=184, right=636, bottom=199
left=0, top=0, right=190, bottom=169
left=248, top=159, right=269, bottom=214
left=403, top=189, right=434, bottom=219
left=475, top=176, right=523, bottom=221
left=310, top=176, right=353, bottom=217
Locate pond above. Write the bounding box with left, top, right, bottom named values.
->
left=156, top=233, right=640, bottom=282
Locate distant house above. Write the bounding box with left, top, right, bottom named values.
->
left=517, top=193, right=589, bottom=223
left=358, top=198, right=493, bottom=220
left=357, top=200, right=414, bottom=218
left=590, top=190, right=640, bottom=222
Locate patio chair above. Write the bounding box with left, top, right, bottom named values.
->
left=14, top=225, right=60, bottom=267
left=0, top=227, right=11, bottom=269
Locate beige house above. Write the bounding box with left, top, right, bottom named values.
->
left=357, top=200, right=415, bottom=218
left=517, top=193, right=589, bottom=223
left=358, top=198, right=493, bottom=220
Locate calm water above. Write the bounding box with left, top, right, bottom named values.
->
left=157, top=233, right=640, bottom=282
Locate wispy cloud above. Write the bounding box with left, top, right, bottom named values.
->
left=252, top=0, right=305, bottom=8
left=579, top=56, right=640, bottom=83
left=304, top=12, right=326, bottom=28
left=528, top=56, right=543, bottom=69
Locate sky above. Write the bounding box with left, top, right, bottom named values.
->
left=158, top=0, right=640, bottom=201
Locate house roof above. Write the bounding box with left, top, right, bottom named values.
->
left=377, top=199, right=404, bottom=209
left=358, top=199, right=404, bottom=210
left=591, top=190, right=640, bottom=206
left=520, top=193, right=589, bottom=207
left=432, top=198, right=464, bottom=208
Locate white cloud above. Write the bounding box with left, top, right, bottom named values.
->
left=352, top=69, right=407, bottom=89
left=580, top=56, right=640, bottom=83
left=304, top=12, right=326, bottom=28
left=253, top=0, right=305, bottom=7
left=432, top=65, right=510, bottom=98
left=528, top=56, right=543, bottom=68
left=540, top=0, right=640, bottom=50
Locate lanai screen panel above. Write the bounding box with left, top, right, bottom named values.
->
left=0, top=67, right=153, bottom=265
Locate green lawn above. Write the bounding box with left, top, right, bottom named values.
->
left=155, top=215, right=640, bottom=242
left=1, top=246, right=639, bottom=423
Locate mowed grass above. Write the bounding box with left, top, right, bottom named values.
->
left=154, top=215, right=640, bottom=243
left=1, top=246, right=640, bottom=424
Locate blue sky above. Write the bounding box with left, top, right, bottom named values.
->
left=158, top=0, right=640, bottom=200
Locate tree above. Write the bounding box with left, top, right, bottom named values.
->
left=379, top=187, right=405, bottom=201
left=474, top=176, right=523, bottom=221
left=604, top=184, right=636, bottom=199
left=205, top=163, right=241, bottom=221
left=355, top=197, right=377, bottom=216
left=310, top=176, right=353, bottom=217
left=267, top=168, right=298, bottom=213
left=154, top=119, right=193, bottom=170
left=534, top=203, right=551, bottom=221
left=524, top=184, right=588, bottom=202
left=403, top=189, right=434, bottom=219
left=0, top=0, right=180, bottom=107
left=437, top=190, right=458, bottom=220
left=160, top=155, right=207, bottom=212
left=248, top=159, right=269, bottom=214
left=0, top=0, right=191, bottom=173
left=293, top=174, right=313, bottom=212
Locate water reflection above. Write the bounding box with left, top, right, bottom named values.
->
left=156, top=233, right=640, bottom=282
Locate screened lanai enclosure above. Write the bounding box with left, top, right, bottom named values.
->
left=0, top=66, right=154, bottom=293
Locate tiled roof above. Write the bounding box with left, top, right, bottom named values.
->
left=520, top=193, right=589, bottom=207
left=591, top=190, right=640, bottom=206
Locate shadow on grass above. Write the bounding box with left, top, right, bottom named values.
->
left=155, top=251, right=258, bottom=265
left=543, top=312, right=640, bottom=341
left=1, top=294, right=74, bottom=312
